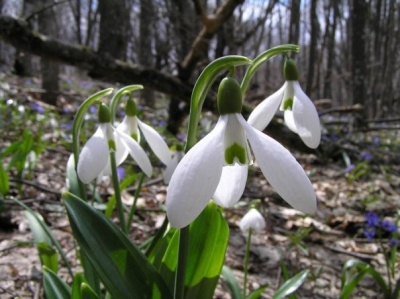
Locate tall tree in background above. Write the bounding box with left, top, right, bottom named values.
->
left=323, top=0, right=339, bottom=101
left=305, top=0, right=319, bottom=96
left=139, top=0, right=155, bottom=106
left=98, top=0, right=130, bottom=60
left=288, top=0, right=300, bottom=44
left=350, top=0, right=367, bottom=120
left=38, top=0, right=60, bottom=105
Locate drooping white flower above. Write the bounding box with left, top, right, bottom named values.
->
left=115, top=98, right=171, bottom=167
left=77, top=103, right=152, bottom=184
left=239, top=208, right=266, bottom=234
left=166, top=77, right=317, bottom=228
left=248, top=59, right=321, bottom=149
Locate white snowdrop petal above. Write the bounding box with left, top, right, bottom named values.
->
left=240, top=118, right=317, bottom=214
left=247, top=83, right=285, bottom=131
left=292, top=82, right=321, bottom=148
left=77, top=126, right=109, bottom=184
left=166, top=118, right=226, bottom=228
left=137, top=119, right=172, bottom=165
left=213, top=164, right=248, bottom=208
left=163, top=151, right=184, bottom=184
left=116, top=130, right=153, bottom=177
left=239, top=208, right=266, bottom=233
left=284, top=110, right=298, bottom=133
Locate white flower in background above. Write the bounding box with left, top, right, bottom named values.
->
left=239, top=208, right=266, bottom=234
left=77, top=103, right=152, bottom=184
left=167, top=77, right=316, bottom=229
left=248, top=59, right=321, bottom=149
left=163, top=149, right=184, bottom=184
left=116, top=98, right=171, bottom=167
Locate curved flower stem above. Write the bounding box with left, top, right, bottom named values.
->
left=174, top=226, right=189, bottom=299
left=109, top=151, right=127, bottom=234
left=126, top=172, right=145, bottom=231
left=243, top=228, right=252, bottom=299
left=240, top=44, right=300, bottom=97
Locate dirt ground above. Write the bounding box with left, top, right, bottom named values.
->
left=0, top=148, right=399, bottom=299
left=0, top=74, right=399, bottom=298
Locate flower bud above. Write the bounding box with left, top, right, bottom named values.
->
left=239, top=208, right=266, bottom=234
left=217, top=77, right=242, bottom=115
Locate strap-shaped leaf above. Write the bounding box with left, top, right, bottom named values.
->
left=161, top=202, right=229, bottom=298
left=341, top=259, right=389, bottom=299
left=63, top=192, right=172, bottom=299
left=272, top=269, right=309, bottom=299
left=43, top=266, right=71, bottom=299
left=0, top=161, right=9, bottom=195
left=221, top=265, right=242, bottom=299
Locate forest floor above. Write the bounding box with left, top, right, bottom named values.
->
left=0, top=72, right=399, bottom=298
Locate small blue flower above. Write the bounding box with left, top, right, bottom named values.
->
left=32, top=102, right=45, bottom=114
left=345, top=164, right=355, bottom=173
left=373, top=136, right=380, bottom=147
left=388, top=238, right=399, bottom=247
left=365, top=211, right=380, bottom=227
left=360, top=151, right=373, bottom=161
left=89, top=105, right=97, bottom=114
left=364, top=227, right=376, bottom=241
left=117, top=167, right=125, bottom=181
left=381, top=220, right=397, bottom=233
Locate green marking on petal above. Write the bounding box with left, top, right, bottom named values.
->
left=108, top=139, right=116, bottom=151
left=225, top=143, right=246, bottom=165
left=130, top=132, right=138, bottom=142
left=283, top=98, right=293, bottom=110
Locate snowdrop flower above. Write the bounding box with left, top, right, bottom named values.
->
left=77, top=103, right=152, bottom=184
left=115, top=98, right=171, bottom=167
left=167, top=77, right=316, bottom=228
left=239, top=208, right=266, bottom=234
left=248, top=59, right=321, bottom=148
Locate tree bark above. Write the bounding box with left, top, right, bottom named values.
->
left=288, top=0, right=300, bottom=44
left=0, top=15, right=194, bottom=102
left=305, top=0, right=319, bottom=96
left=38, top=0, right=59, bottom=105
left=350, top=0, right=367, bottom=114
left=97, top=0, right=130, bottom=60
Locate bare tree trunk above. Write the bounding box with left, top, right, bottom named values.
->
left=305, top=0, right=319, bottom=96
left=38, top=0, right=59, bottom=105
left=97, top=0, right=130, bottom=60
left=350, top=0, right=368, bottom=121
left=323, top=0, right=338, bottom=100
left=288, top=0, right=300, bottom=44
left=139, top=0, right=155, bottom=107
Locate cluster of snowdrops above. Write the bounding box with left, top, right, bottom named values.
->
left=60, top=46, right=323, bottom=298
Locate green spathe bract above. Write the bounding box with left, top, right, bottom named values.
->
left=217, top=77, right=242, bottom=115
